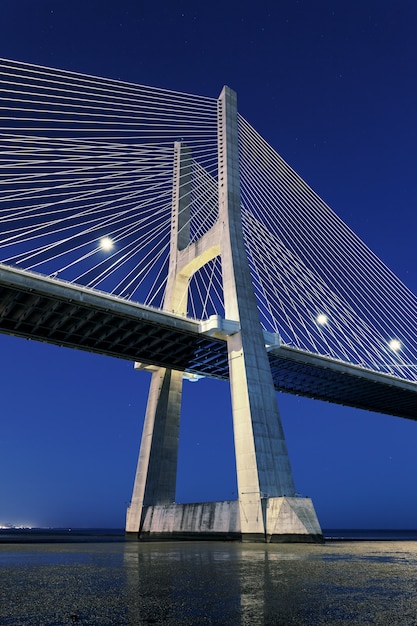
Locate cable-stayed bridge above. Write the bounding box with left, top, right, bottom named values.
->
left=1, top=59, right=416, bottom=541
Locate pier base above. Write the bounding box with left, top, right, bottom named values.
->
left=265, top=496, right=323, bottom=543
left=126, top=497, right=323, bottom=543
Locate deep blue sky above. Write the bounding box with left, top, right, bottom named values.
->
left=1, top=0, right=417, bottom=529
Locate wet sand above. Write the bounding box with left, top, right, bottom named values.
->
left=1, top=540, right=417, bottom=625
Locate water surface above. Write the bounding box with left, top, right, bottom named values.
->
left=1, top=535, right=417, bottom=625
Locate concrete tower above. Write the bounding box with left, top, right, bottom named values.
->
left=126, top=87, right=322, bottom=542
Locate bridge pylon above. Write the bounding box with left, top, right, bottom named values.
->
left=126, top=87, right=323, bottom=542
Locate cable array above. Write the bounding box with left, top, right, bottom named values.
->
left=0, top=58, right=218, bottom=310
left=0, top=59, right=416, bottom=382
left=238, top=115, right=417, bottom=381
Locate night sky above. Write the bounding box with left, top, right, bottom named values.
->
left=1, top=0, right=417, bottom=530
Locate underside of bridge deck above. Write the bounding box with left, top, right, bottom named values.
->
left=0, top=264, right=416, bottom=420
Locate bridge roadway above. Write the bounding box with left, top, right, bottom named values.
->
left=0, top=263, right=416, bottom=420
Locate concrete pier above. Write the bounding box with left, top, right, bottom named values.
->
left=126, top=86, right=323, bottom=543
left=126, top=498, right=322, bottom=543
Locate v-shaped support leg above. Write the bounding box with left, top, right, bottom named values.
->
left=126, top=367, right=182, bottom=534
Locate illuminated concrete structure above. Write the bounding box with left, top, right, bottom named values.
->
left=1, top=61, right=417, bottom=539
left=1, top=64, right=416, bottom=538
left=126, top=87, right=323, bottom=542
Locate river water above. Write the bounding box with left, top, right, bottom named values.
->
left=1, top=534, right=417, bottom=625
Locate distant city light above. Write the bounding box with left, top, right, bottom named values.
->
left=389, top=338, right=402, bottom=352
left=100, top=236, right=114, bottom=251
left=0, top=523, right=33, bottom=529
left=316, top=313, right=328, bottom=326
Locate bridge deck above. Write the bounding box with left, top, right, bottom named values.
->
left=0, top=264, right=416, bottom=420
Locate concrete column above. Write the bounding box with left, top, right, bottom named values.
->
left=126, top=144, right=191, bottom=535
left=217, top=87, right=296, bottom=540
left=126, top=367, right=182, bottom=533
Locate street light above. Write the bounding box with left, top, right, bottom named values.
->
left=316, top=313, right=328, bottom=326
left=99, top=236, right=114, bottom=251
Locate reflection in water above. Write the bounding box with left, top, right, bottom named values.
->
left=124, top=542, right=243, bottom=624
left=122, top=541, right=417, bottom=625
left=2, top=540, right=417, bottom=624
